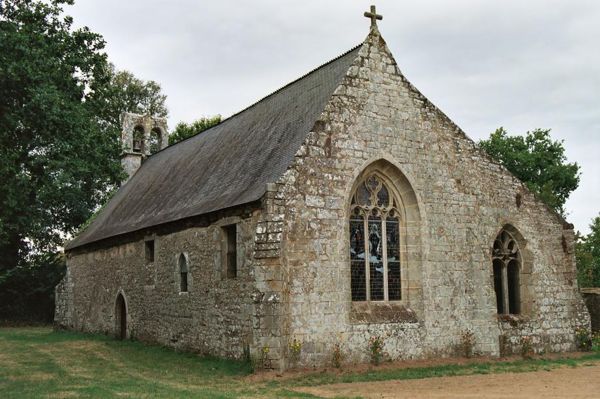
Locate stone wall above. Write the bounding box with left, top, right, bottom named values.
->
left=271, top=28, right=589, bottom=367
left=54, top=269, right=73, bottom=329
left=581, top=288, right=600, bottom=332
left=60, top=213, right=260, bottom=359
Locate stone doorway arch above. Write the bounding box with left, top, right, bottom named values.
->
left=115, top=293, right=127, bottom=340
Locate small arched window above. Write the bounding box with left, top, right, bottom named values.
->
left=179, top=253, right=188, bottom=293
left=149, top=128, right=162, bottom=154
left=349, top=174, right=401, bottom=302
left=492, top=229, right=521, bottom=314
left=133, top=126, right=144, bottom=153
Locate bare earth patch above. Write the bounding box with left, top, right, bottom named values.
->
left=245, top=352, right=590, bottom=383
left=296, top=364, right=600, bottom=399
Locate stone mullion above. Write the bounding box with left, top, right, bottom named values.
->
left=382, top=213, right=389, bottom=301
left=363, top=213, right=370, bottom=301
left=501, top=261, right=510, bottom=314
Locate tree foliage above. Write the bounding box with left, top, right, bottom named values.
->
left=576, top=215, right=600, bottom=288
left=0, top=0, right=122, bottom=263
left=101, top=66, right=168, bottom=131
left=169, top=116, right=221, bottom=145
left=0, top=253, right=65, bottom=322
left=0, top=0, right=166, bottom=320
left=478, top=128, right=580, bottom=215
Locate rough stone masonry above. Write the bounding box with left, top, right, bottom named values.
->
left=56, top=21, right=590, bottom=370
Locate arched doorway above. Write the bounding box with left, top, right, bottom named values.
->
left=115, top=293, right=127, bottom=340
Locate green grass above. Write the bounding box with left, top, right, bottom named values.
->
left=279, top=352, right=600, bottom=388
left=1, top=327, right=599, bottom=398
left=0, top=327, right=253, bottom=398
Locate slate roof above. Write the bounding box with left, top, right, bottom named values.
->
left=66, top=45, right=362, bottom=250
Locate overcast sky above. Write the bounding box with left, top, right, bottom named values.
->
left=67, top=0, right=599, bottom=234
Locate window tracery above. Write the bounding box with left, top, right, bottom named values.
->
left=350, top=174, right=401, bottom=302
left=492, top=229, right=521, bottom=314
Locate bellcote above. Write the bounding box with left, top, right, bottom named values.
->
left=120, top=112, right=168, bottom=183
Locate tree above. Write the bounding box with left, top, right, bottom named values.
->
left=169, top=116, right=221, bottom=145
left=0, top=0, right=170, bottom=322
left=0, top=0, right=124, bottom=319
left=478, top=128, right=580, bottom=215
left=0, top=253, right=65, bottom=322
left=0, top=0, right=122, bottom=261
left=576, top=215, right=600, bottom=288
left=100, top=66, right=168, bottom=132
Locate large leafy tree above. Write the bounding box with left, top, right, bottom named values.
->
left=101, top=66, right=168, bottom=131
left=576, top=215, right=600, bottom=288
left=0, top=0, right=128, bottom=319
left=478, top=128, right=580, bottom=215
left=169, top=116, right=221, bottom=145
left=0, top=0, right=171, bottom=321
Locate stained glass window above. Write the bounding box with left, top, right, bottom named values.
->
left=368, top=214, right=384, bottom=301
left=386, top=216, right=401, bottom=300
left=349, top=174, right=402, bottom=302
left=350, top=214, right=366, bottom=301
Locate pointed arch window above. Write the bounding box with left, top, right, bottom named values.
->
left=350, top=174, right=401, bottom=302
left=492, top=230, right=521, bottom=314
left=179, top=253, right=188, bottom=293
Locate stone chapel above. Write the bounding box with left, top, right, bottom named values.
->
left=55, top=8, right=590, bottom=369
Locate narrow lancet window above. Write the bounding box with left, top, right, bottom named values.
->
left=223, top=224, right=237, bottom=279
left=179, top=253, right=188, bottom=292
left=145, top=239, right=155, bottom=262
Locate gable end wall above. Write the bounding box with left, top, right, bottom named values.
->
left=273, top=29, right=590, bottom=367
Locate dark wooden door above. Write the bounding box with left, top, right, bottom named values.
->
left=116, top=294, right=126, bottom=340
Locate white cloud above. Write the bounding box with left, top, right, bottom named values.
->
left=67, top=0, right=600, bottom=233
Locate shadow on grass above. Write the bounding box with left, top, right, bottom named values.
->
left=0, top=326, right=104, bottom=343
left=0, top=327, right=254, bottom=399
left=0, top=327, right=251, bottom=377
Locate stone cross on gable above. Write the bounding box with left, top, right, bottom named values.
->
left=364, top=5, right=383, bottom=28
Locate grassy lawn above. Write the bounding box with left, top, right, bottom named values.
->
left=1, top=327, right=599, bottom=398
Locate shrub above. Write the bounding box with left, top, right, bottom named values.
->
left=520, top=335, right=534, bottom=359
left=368, top=335, right=384, bottom=365
left=575, top=327, right=592, bottom=351
left=461, top=330, right=475, bottom=358
left=258, top=346, right=271, bottom=370
left=288, top=338, right=302, bottom=366
left=332, top=343, right=343, bottom=369
left=592, top=332, right=600, bottom=352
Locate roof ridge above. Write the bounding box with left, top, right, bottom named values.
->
left=165, top=43, right=363, bottom=150
left=67, top=42, right=363, bottom=250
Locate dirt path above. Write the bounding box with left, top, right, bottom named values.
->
left=296, top=364, right=600, bottom=399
